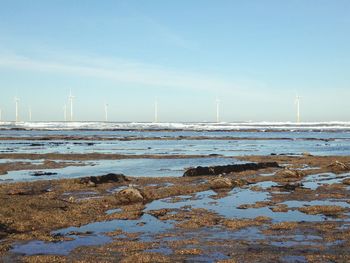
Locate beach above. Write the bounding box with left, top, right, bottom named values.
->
left=2, top=0, right=349, bottom=261
left=1, top=123, right=350, bottom=262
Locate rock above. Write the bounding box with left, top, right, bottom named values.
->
left=147, top=209, right=172, bottom=219
left=120, top=252, right=170, bottom=263
left=298, top=205, right=346, bottom=217
left=275, top=169, right=304, bottom=178
left=67, top=231, right=93, bottom=236
left=328, top=161, right=350, bottom=172
left=0, top=223, right=16, bottom=239
left=29, top=143, right=44, bottom=147
left=115, top=187, right=144, bottom=204
left=175, top=248, right=202, bottom=255
left=7, top=186, right=50, bottom=195
left=0, top=170, right=8, bottom=175
left=232, top=179, right=248, bottom=187
left=183, top=162, right=279, bottom=177
left=302, top=152, right=312, bottom=156
left=7, top=188, right=32, bottom=195
left=78, top=173, right=127, bottom=185
left=278, top=182, right=304, bottom=191
left=30, top=171, right=58, bottom=177
left=342, top=178, right=350, bottom=185
left=209, top=177, right=233, bottom=189
left=87, top=181, right=96, bottom=187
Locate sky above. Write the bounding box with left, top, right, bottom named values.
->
left=0, top=0, right=349, bottom=122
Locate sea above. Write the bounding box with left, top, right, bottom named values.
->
left=0, top=121, right=349, bottom=182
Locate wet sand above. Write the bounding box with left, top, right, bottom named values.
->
left=1, top=155, right=350, bottom=262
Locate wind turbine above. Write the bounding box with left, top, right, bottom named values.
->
left=28, top=106, right=32, bottom=122
left=216, top=98, right=220, bottom=123
left=0, top=108, right=2, bottom=122
left=154, top=98, right=158, bottom=123
left=68, top=90, right=75, bottom=121
left=295, top=94, right=301, bottom=123
left=14, top=97, right=20, bottom=122
left=104, top=103, right=108, bottom=122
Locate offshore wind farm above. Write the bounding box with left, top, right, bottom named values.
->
left=0, top=93, right=305, bottom=123
left=1, top=91, right=350, bottom=132
left=1, top=1, right=350, bottom=262
left=0, top=89, right=313, bottom=126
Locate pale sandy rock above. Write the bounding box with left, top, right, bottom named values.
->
left=116, top=187, right=144, bottom=204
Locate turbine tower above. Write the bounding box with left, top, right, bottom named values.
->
left=295, top=95, right=301, bottom=123
left=14, top=97, right=20, bottom=122
left=104, top=103, right=108, bottom=122
left=0, top=108, right=2, bottom=122
left=68, top=90, right=75, bottom=121
left=154, top=98, right=158, bottom=123
left=216, top=98, right=220, bottom=123
left=28, top=106, right=32, bottom=122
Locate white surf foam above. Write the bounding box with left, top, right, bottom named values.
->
left=1, top=121, right=350, bottom=131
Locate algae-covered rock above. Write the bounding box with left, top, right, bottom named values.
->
left=298, top=205, right=346, bottom=217
left=328, top=161, right=350, bottom=173
left=184, top=162, right=279, bottom=177
left=78, top=173, right=127, bottom=185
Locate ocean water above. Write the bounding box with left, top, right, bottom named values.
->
left=0, top=157, right=241, bottom=182
left=0, top=122, right=349, bottom=182
left=1, top=121, right=350, bottom=132
left=0, top=128, right=349, bottom=156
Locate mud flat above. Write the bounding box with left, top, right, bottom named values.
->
left=1, top=155, right=350, bottom=262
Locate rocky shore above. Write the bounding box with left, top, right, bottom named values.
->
left=1, top=155, right=350, bottom=262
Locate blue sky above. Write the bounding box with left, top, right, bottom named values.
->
left=0, top=0, right=349, bottom=122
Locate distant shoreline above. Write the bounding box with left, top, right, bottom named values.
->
left=0, top=121, right=350, bottom=132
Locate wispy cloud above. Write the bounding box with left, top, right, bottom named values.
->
left=0, top=52, right=244, bottom=92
